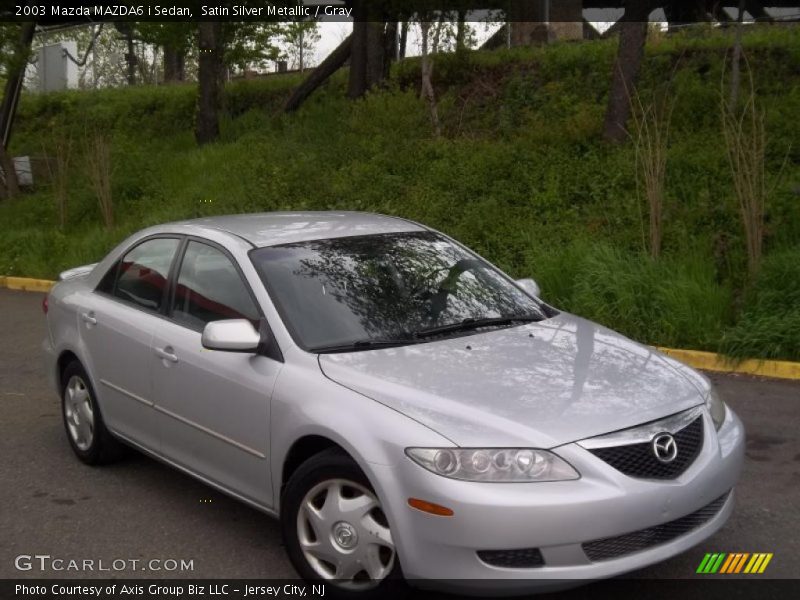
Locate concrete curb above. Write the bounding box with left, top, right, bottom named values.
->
left=656, top=347, right=800, bottom=381
left=2, top=276, right=799, bottom=382
left=1, top=276, right=55, bottom=293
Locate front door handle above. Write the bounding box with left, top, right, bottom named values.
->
left=81, top=312, right=97, bottom=326
left=155, top=346, right=179, bottom=363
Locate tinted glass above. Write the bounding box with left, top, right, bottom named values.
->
left=172, top=241, right=259, bottom=329
left=113, top=238, right=179, bottom=311
left=251, top=232, right=545, bottom=350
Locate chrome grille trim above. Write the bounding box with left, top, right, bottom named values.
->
left=577, top=405, right=705, bottom=449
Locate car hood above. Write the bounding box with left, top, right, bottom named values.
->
left=318, top=313, right=708, bottom=448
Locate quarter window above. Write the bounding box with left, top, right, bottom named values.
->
left=171, top=241, right=259, bottom=329
left=112, top=238, right=180, bottom=311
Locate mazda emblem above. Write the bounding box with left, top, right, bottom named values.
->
left=652, top=433, right=678, bottom=463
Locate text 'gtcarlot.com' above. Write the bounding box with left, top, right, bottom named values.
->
left=14, top=554, right=194, bottom=572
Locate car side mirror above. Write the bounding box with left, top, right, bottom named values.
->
left=515, top=278, right=541, bottom=298
left=201, top=319, right=262, bottom=353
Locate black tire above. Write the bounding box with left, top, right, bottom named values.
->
left=281, top=448, right=403, bottom=598
left=61, top=360, right=125, bottom=465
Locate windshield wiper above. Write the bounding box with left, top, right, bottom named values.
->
left=312, top=337, right=418, bottom=354
left=412, top=315, right=542, bottom=340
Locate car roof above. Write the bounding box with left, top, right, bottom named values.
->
left=175, top=211, right=427, bottom=247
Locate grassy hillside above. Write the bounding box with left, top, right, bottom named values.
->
left=2, top=25, right=799, bottom=360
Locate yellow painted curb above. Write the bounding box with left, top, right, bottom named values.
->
left=1, top=275, right=798, bottom=381
left=2, top=276, right=55, bottom=293
left=657, top=347, right=800, bottom=381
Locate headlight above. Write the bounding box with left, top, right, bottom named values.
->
left=405, top=448, right=580, bottom=482
left=706, top=387, right=727, bottom=430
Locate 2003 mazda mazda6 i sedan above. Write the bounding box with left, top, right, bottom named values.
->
left=43, top=212, right=744, bottom=594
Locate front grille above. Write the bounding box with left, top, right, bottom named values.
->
left=589, top=416, right=704, bottom=479
left=583, top=492, right=730, bottom=561
left=477, top=547, right=545, bottom=569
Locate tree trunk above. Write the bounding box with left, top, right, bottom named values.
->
left=365, top=22, right=386, bottom=88
left=0, top=144, right=19, bottom=199
left=163, top=45, right=185, bottom=83
left=664, top=0, right=708, bottom=31
left=508, top=0, right=549, bottom=46
left=399, top=21, right=408, bottom=59
left=420, top=21, right=441, bottom=137
left=602, top=1, right=652, bottom=143
left=456, top=10, right=467, bottom=51
left=384, top=21, right=398, bottom=75
left=744, top=0, right=773, bottom=22
left=195, top=22, right=222, bottom=145
left=285, top=35, right=353, bottom=112
left=348, top=17, right=368, bottom=99
left=126, top=30, right=136, bottom=86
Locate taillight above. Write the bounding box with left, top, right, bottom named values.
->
left=42, top=295, right=49, bottom=314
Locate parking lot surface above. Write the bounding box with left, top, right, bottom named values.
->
left=1, top=288, right=798, bottom=581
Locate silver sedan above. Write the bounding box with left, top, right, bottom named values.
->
left=42, top=212, right=744, bottom=594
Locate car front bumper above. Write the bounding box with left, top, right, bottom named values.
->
left=370, top=406, right=744, bottom=592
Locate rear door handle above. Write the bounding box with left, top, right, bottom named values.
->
left=155, top=346, right=179, bottom=364
left=81, top=312, right=97, bottom=326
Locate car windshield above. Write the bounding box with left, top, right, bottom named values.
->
left=250, top=231, right=547, bottom=352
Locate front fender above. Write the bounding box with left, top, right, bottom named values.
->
left=269, top=355, right=450, bottom=513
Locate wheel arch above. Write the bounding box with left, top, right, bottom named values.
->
left=281, top=435, right=348, bottom=494
left=57, top=349, right=82, bottom=388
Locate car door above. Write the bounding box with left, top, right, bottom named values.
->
left=150, top=238, right=281, bottom=508
left=81, top=236, right=181, bottom=452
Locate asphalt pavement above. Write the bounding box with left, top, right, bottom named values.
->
left=1, top=288, right=798, bottom=582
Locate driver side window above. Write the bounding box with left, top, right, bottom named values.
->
left=171, top=241, right=260, bottom=330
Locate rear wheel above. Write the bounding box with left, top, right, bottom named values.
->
left=281, top=449, right=400, bottom=596
left=61, top=361, right=125, bottom=465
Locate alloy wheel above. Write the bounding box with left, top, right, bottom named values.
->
left=64, top=375, right=95, bottom=451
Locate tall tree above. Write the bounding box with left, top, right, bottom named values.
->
left=281, top=21, right=321, bottom=72
left=348, top=0, right=391, bottom=99
left=603, top=1, right=653, bottom=143
left=0, top=21, right=35, bottom=198
left=196, top=22, right=222, bottom=145
left=136, top=23, right=194, bottom=83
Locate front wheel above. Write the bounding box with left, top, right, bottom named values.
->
left=281, top=449, right=400, bottom=596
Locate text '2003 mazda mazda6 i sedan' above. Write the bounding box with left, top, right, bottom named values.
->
left=43, top=212, right=744, bottom=595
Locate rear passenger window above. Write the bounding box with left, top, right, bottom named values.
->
left=113, top=238, right=179, bottom=311
left=171, top=241, right=259, bottom=329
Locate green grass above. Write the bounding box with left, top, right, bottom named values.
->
left=2, top=25, right=799, bottom=360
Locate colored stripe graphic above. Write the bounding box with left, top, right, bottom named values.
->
left=697, top=552, right=772, bottom=574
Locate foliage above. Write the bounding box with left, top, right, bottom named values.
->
left=279, top=22, right=321, bottom=70
left=1, top=24, right=798, bottom=361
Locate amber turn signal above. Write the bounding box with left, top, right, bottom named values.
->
left=407, top=497, right=454, bottom=516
